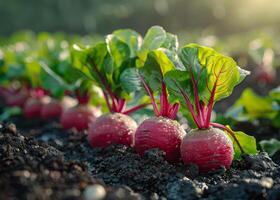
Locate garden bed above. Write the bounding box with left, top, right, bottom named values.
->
left=1, top=119, right=280, bottom=200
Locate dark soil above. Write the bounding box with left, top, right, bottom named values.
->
left=233, top=120, right=280, bottom=141
left=1, top=119, right=280, bottom=200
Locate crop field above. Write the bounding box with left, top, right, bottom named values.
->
left=0, top=1, right=280, bottom=200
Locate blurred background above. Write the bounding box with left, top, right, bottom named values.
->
left=0, top=0, right=279, bottom=129
left=1, top=0, right=280, bottom=36
left=0, top=0, right=279, bottom=106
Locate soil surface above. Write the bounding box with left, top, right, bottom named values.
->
left=1, top=118, right=280, bottom=200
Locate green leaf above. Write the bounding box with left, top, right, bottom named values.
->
left=25, top=60, right=41, bottom=87
left=225, top=126, right=258, bottom=159
left=225, top=105, right=249, bottom=121
left=0, top=107, right=22, bottom=121
left=39, top=61, right=68, bottom=98
left=272, top=113, right=280, bottom=128
left=141, top=26, right=166, bottom=51
left=111, top=29, right=141, bottom=57
left=161, top=33, right=179, bottom=51
left=106, top=34, right=130, bottom=67
left=75, top=37, right=141, bottom=99
left=141, top=49, right=176, bottom=91
left=226, top=88, right=276, bottom=121
left=71, top=44, right=88, bottom=68
left=179, top=44, right=249, bottom=103
left=6, top=64, right=26, bottom=79
left=81, top=42, right=109, bottom=89
left=120, top=68, right=142, bottom=93
left=260, top=139, right=280, bottom=156
left=165, top=69, right=190, bottom=102
left=86, top=42, right=108, bottom=70
left=270, top=86, right=280, bottom=102
left=238, top=66, right=251, bottom=83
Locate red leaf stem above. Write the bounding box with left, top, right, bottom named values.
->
left=174, top=80, right=201, bottom=128
left=190, top=75, right=203, bottom=127
left=102, top=90, right=113, bottom=113
left=140, top=76, right=160, bottom=116
left=122, top=103, right=150, bottom=115
left=168, top=103, right=180, bottom=120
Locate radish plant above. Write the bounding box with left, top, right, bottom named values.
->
left=39, top=62, right=65, bottom=120
left=134, top=48, right=186, bottom=162
left=166, top=44, right=257, bottom=171
left=74, top=26, right=177, bottom=148
left=0, top=44, right=33, bottom=107
left=226, top=87, right=280, bottom=128
left=23, top=87, right=47, bottom=118
left=39, top=35, right=103, bottom=129
left=73, top=30, right=143, bottom=147
left=60, top=83, right=101, bottom=131
left=39, top=56, right=101, bottom=130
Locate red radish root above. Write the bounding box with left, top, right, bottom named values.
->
left=60, top=105, right=100, bottom=131
left=23, top=97, right=43, bottom=118
left=135, top=117, right=186, bottom=162
left=41, top=98, right=62, bottom=119
left=5, top=88, right=29, bottom=107
left=88, top=113, right=137, bottom=148
left=180, top=127, right=234, bottom=172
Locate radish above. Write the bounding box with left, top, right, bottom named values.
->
left=39, top=50, right=103, bottom=130
left=134, top=49, right=186, bottom=162
left=60, top=104, right=100, bottom=131
left=60, top=90, right=101, bottom=131
left=254, top=49, right=276, bottom=84
left=23, top=97, right=43, bottom=118
left=88, top=113, right=137, bottom=147
left=255, top=65, right=276, bottom=84
left=41, top=97, right=62, bottom=119
left=5, top=87, right=29, bottom=108
left=166, top=43, right=257, bottom=171
left=75, top=26, right=181, bottom=148
left=72, top=28, right=169, bottom=147
left=135, top=117, right=185, bottom=162
left=23, top=88, right=47, bottom=118
left=180, top=128, right=233, bottom=172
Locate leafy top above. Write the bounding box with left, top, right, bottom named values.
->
left=72, top=26, right=178, bottom=113
left=167, top=43, right=250, bottom=128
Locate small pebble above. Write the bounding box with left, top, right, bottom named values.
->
left=6, top=123, right=17, bottom=134
left=150, top=193, right=159, bottom=200
left=83, top=184, right=106, bottom=200
left=260, top=177, right=274, bottom=188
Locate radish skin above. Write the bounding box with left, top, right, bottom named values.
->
left=88, top=113, right=137, bottom=148
left=180, top=128, right=234, bottom=172
left=5, top=88, right=29, bottom=108
left=60, top=105, right=100, bottom=131
left=135, top=117, right=186, bottom=162
left=41, top=98, right=62, bottom=119
left=23, top=97, right=43, bottom=118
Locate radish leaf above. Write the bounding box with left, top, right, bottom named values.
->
left=260, top=139, right=280, bottom=156
left=225, top=125, right=258, bottom=159
left=179, top=44, right=249, bottom=103
left=141, top=26, right=166, bottom=51
left=141, top=49, right=176, bottom=92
